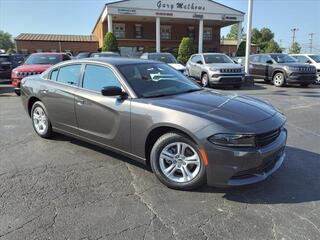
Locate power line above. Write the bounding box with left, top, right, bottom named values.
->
left=309, top=33, right=315, bottom=53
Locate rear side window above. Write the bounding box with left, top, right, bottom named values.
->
left=82, top=64, right=121, bottom=92
left=250, top=55, right=260, bottom=63
left=50, top=69, right=59, bottom=81
left=56, top=64, right=81, bottom=86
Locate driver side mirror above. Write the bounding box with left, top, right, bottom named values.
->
left=101, top=86, right=128, bottom=99
left=266, top=60, right=273, bottom=64
left=306, top=60, right=312, bottom=64
left=196, top=60, right=203, bottom=65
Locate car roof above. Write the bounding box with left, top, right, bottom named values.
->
left=76, top=57, right=160, bottom=66
left=31, top=52, right=67, bottom=55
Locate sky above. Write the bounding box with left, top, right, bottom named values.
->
left=0, top=0, right=319, bottom=53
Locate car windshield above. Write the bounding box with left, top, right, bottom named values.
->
left=24, top=54, right=61, bottom=65
left=309, top=55, right=320, bottom=63
left=148, top=54, right=177, bottom=64
left=118, top=63, right=201, bottom=98
left=271, top=54, right=297, bottom=63
left=204, top=54, right=233, bottom=64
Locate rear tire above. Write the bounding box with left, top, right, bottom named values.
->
left=233, top=85, right=241, bottom=89
left=150, top=132, right=206, bottom=190
left=31, top=101, right=53, bottom=139
left=273, top=72, right=286, bottom=87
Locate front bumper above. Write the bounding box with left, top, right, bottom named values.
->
left=209, top=74, right=245, bottom=86
left=205, top=128, right=287, bottom=187
left=287, top=72, right=317, bottom=84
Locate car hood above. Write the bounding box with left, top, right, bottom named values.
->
left=149, top=89, right=277, bottom=125
left=275, top=62, right=311, bottom=68
left=205, top=63, right=242, bottom=69
left=168, top=63, right=186, bottom=71
left=14, top=64, right=52, bottom=72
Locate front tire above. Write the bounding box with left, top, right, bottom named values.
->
left=201, top=73, right=210, bottom=87
left=273, top=72, right=286, bottom=87
left=150, top=132, right=206, bottom=190
left=31, top=101, right=53, bottom=139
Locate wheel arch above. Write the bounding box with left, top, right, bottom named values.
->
left=272, top=69, right=287, bottom=79
left=144, top=125, right=199, bottom=166
left=27, top=96, right=41, bottom=117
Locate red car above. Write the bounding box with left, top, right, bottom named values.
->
left=11, top=52, right=71, bottom=95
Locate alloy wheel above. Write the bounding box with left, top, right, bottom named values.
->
left=159, top=142, right=201, bottom=183
left=32, top=106, right=48, bottom=135
left=273, top=73, right=284, bottom=87
left=202, top=74, right=209, bottom=87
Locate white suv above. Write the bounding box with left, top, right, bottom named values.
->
left=291, top=54, right=320, bottom=83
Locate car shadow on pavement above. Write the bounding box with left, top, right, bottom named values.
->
left=0, top=85, right=14, bottom=96
left=198, top=146, right=320, bottom=204
left=51, top=133, right=152, bottom=172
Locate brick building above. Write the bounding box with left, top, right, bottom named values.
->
left=92, top=0, right=244, bottom=57
left=15, top=33, right=99, bottom=55
left=220, top=39, right=259, bottom=57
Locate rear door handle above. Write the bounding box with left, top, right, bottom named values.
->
left=76, top=99, right=85, bottom=105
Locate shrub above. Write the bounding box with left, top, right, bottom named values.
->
left=102, top=32, right=119, bottom=52
left=177, top=37, right=195, bottom=64
left=236, top=41, right=246, bottom=56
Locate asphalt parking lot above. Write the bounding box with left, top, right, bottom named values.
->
left=0, top=80, right=320, bottom=240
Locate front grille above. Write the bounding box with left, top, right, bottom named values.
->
left=255, top=128, right=281, bottom=147
left=298, top=67, right=315, bottom=72
left=17, top=71, right=42, bottom=77
left=220, top=68, right=242, bottom=73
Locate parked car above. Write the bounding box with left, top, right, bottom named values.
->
left=75, top=52, right=91, bottom=59
left=90, top=52, right=120, bottom=58
left=291, top=54, right=320, bottom=83
left=186, top=53, right=244, bottom=88
left=11, top=52, right=71, bottom=95
left=21, top=58, right=287, bottom=190
left=249, top=53, right=317, bottom=87
left=140, top=52, right=186, bottom=74
left=0, top=54, right=25, bottom=79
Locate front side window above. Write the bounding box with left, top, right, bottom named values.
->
left=82, top=65, right=121, bottom=92
left=203, top=54, right=233, bottom=64
left=118, top=63, right=201, bottom=98
left=203, top=27, right=213, bottom=41
left=56, top=64, right=81, bottom=86
left=260, top=55, right=273, bottom=63
left=161, top=26, right=171, bottom=40
left=24, top=54, right=61, bottom=65
left=114, top=23, right=126, bottom=39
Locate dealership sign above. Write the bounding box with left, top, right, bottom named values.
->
left=157, top=1, right=206, bottom=11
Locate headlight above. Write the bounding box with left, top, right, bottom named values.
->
left=208, top=134, right=256, bottom=147
left=209, top=67, right=219, bottom=72
left=285, top=66, right=300, bottom=72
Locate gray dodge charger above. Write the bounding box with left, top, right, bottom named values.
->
left=20, top=58, right=287, bottom=190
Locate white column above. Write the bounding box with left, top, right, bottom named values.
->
left=237, top=22, right=242, bottom=49
left=156, top=17, right=161, bottom=53
left=198, top=18, right=204, bottom=53
left=108, top=14, right=113, bottom=33
left=245, top=0, right=253, bottom=74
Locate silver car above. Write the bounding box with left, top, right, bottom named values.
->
left=186, top=53, right=245, bottom=88
left=21, top=58, right=287, bottom=190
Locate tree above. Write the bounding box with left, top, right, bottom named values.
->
left=226, top=23, right=243, bottom=40
left=177, top=37, right=195, bottom=64
left=0, top=30, right=14, bottom=51
left=6, top=48, right=16, bottom=54
left=251, top=28, right=262, bottom=44
left=290, top=42, right=301, bottom=54
left=102, top=32, right=119, bottom=52
left=264, top=40, right=282, bottom=53
left=259, top=28, right=274, bottom=43
left=236, top=41, right=246, bottom=56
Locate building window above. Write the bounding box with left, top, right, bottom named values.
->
left=204, top=27, right=213, bottom=41
left=135, top=24, right=143, bottom=39
left=161, top=25, right=171, bottom=40
left=187, top=26, right=195, bottom=39
left=114, top=23, right=126, bottom=39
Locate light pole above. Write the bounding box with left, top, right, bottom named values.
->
left=245, top=0, right=253, bottom=74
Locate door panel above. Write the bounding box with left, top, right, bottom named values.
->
left=40, top=80, right=78, bottom=134
left=75, top=89, right=131, bottom=151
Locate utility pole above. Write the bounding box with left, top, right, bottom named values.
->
left=291, top=28, right=299, bottom=46
left=245, top=0, right=253, bottom=74
left=309, top=33, right=315, bottom=53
